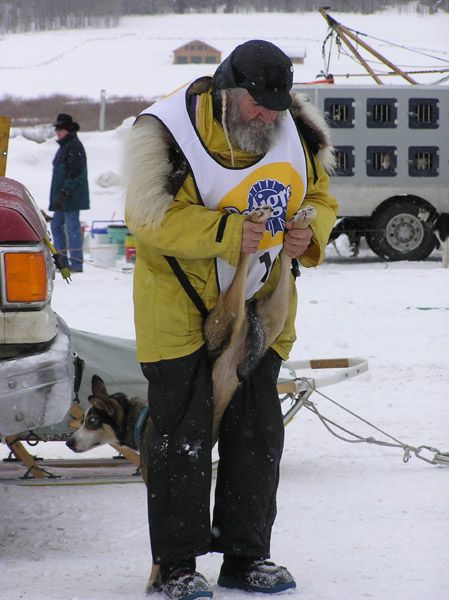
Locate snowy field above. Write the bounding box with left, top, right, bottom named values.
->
left=1, top=7, right=449, bottom=600
left=1, top=7, right=449, bottom=102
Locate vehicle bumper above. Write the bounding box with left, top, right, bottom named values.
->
left=0, top=315, right=74, bottom=436
left=0, top=304, right=57, bottom=347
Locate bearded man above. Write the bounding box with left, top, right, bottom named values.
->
left=124, top=40, right=338, bottom=600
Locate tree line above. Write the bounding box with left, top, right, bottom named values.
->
left=0, top=0, right=447, bottom=34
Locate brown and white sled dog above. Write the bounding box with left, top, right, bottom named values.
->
left=67, top=205, right=315, bottom=592
left=66, top=374, right=161, bottom=591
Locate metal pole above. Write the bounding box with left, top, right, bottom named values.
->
left=99, top=89, right=106, bottom=132
left=335, top=28, right=383, bottom=84
left=340, top=24, right=418, bottom=85
left=319, top=8, right=418, bottom=85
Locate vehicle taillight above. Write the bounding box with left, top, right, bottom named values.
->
left=4, top=251, right=48, bottom=302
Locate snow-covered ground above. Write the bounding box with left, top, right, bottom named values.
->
left=1, top=246, right=448, bottom=600
left=1, top=8, right=449, bottom=600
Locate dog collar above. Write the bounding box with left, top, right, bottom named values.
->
left=134, top=406, right=150, bottom=449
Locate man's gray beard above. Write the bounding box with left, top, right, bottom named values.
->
left=226, top=100, right=282, bottom=155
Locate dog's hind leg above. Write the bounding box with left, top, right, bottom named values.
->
left=204, top=206, right=272, bottom=359
left=256, top=206, right=316, bottom=350
left=205, top=207, right=272, bottom=442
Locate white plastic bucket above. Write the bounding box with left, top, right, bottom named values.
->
left=90, top=243, right=117, bottom=268
left=90, top=224, right=110, bottom=248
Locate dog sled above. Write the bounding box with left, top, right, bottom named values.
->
left=69, top=329, right=370, bottom=441
left=70, top=329, right=369, bottom=424
left=4, top=328, right=448, bottom=482
left=1, top=328, right=369, bottom=481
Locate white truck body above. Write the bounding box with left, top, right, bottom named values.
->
left=294, top=84, right=449, bottom=259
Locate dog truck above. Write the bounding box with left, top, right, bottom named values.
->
left=293, top=84, right=449, bottom=260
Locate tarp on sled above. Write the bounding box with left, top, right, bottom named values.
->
left=71, top=328, right=147, bottom=403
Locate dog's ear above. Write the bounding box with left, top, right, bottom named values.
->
left=91, top=375, right=108, bottom=399
left=88, top=395, right=116, bottom=416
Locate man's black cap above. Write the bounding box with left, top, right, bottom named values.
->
left=53, top=113, right=80, bottom=132
left=212, top=40, right=294, bottom=111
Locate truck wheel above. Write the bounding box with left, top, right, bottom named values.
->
left=367, top=198, right=436, bottom=261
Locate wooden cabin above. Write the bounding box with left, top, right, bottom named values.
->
left=173, top=40, right=221, bottom=65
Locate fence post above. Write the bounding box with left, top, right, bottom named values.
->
left=0, top=115, right=11, bottom=176
left=99, top=89, right=106, bottom=131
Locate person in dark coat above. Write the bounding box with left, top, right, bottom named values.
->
left=49, top=113, right=89, bottom=272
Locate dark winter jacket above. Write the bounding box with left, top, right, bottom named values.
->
left=49, top=132, right=90, bottom=212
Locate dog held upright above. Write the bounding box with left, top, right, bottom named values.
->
left=204, top=204, right=316, bottom=441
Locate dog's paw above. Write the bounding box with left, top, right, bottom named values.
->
left=145, top=564, right=162, bottom=594
left=291, top=206, right=316, bottom=229
left=248, top=205, right=273, bottom=224
left=145, top=579, right=161, bottom=594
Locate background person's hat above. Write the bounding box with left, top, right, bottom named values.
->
left=53, top=113, right=80, bottom=132
left=212, top=40, right=294, bottom=111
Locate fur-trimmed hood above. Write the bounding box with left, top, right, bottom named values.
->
left=290, top=91, right=335, bottom=173
left=123, top=86, right=335, bottom=231
left=123, top=116, right=173, bottom=231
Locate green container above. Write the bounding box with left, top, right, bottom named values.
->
left=107, top=224, right=128, bottom=256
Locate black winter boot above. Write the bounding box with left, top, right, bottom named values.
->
left=218, top=555, right=296, bottom=593
left=160, top=559, right=213, bottom=600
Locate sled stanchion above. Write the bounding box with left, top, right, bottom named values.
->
left=276, top=357, right=369, bottom=431
left=276, top=381, right=297, bottom=395
left=282, top=357, right=369, bottom=390
left=5, top=436, right=56, bottom=479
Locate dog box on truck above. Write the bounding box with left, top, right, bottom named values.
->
left=294, top=84, right=449, bottom=260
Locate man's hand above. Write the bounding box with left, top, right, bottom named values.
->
left=283, top=222, right=313, bottom=258
left=241, top=220, right=266, bottom=254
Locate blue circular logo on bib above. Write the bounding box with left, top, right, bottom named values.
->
left=247, top=179, right=291, bottom=235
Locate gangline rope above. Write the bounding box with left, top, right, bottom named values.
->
left=297, top=380, right=449, bottom=467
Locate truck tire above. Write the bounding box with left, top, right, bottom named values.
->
left=367, top=198, right=437, bottom=261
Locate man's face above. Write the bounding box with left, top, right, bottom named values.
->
left=55, top=128, right=69, bottom=140
left=237, top=93, right=278, bottom=125
left=226, top=91, right=283, bottom=155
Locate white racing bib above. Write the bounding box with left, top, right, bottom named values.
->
left=141, top=80, right=307, bottom=299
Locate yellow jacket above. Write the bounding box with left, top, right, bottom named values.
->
left=125, top=83, right=338, bottom=363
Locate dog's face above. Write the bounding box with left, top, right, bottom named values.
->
left=66, top=375, right=126, bottom=453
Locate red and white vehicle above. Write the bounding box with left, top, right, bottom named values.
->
left=0, top=176, right=73, bottom=437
